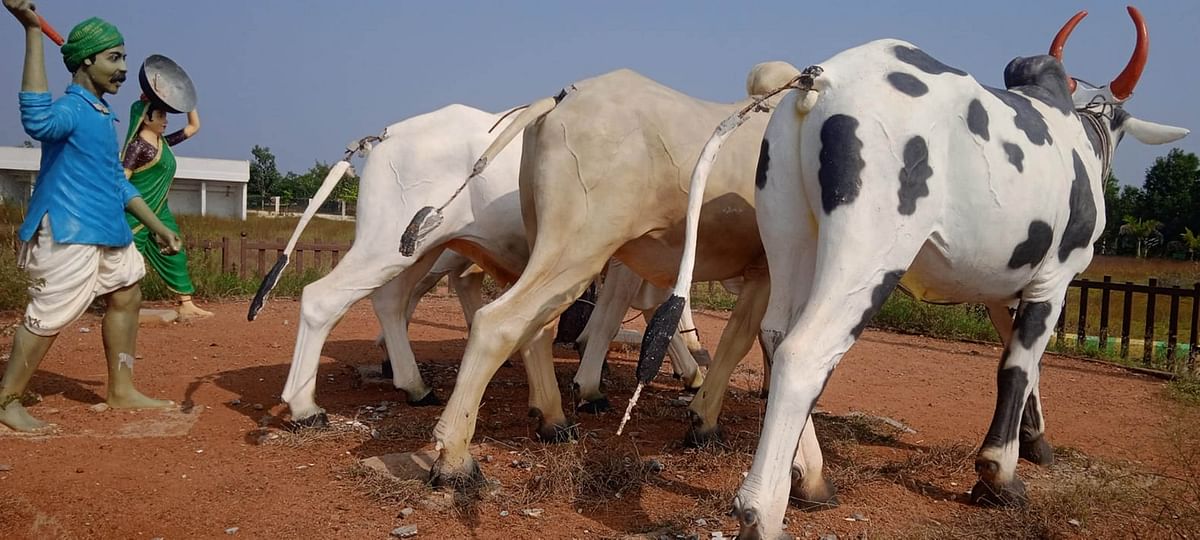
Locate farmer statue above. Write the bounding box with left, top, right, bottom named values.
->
left=122, top=90, right=211, bottom=320
left=1, top=0, right=182, bottom=432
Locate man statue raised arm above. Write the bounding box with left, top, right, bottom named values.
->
left=1, top=0, right=183, bottom=432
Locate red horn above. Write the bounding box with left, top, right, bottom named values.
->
left=1049, top=10, right=1087, bottom=93
left=1110, top=6, right=1149, bottom=101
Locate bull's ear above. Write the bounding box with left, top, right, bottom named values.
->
left=1123, top=117, right=1190, bottom=145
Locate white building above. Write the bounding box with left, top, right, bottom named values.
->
left=0, top=146, right=250, bottom=220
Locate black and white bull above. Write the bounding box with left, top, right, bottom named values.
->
left=657, top=7, right=1188, bottom=538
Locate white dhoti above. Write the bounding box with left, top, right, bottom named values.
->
left=19, top=215, right=146, bottom=336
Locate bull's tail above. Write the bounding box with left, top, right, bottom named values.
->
left=620, top=66, right=824, bottom=435
left=399, top=90, right=571, bottom=256
left=247, top=160, right=353, bottom=321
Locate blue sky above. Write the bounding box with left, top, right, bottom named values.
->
left=2, top=1, right=1197, bottom=187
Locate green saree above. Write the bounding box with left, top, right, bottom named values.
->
left=122, top=100, right=195, bottom=295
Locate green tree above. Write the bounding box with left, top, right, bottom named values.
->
left=249, top=145, right=283, bottom=202
left=1136, top=149, right=1200, bottom=249
left=1119, top=216, right=1163, bottom=259
left=1182, top=228, right=1200, bottom=261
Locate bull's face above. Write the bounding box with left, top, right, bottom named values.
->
left=1051, top=7, right=1188, bottom=153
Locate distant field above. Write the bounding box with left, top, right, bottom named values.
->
left=1081, top=255, right=1200, bottom=287
left=1062, top=255, right=1200, bottom=369
left=175, top=213, right=357, bottom=244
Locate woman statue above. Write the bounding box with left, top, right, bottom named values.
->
left=121, top=98, right=212, bottom=320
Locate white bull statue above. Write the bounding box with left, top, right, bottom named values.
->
left=248, top=104, right=706, bottom=432
left=398, top=62, right=804, bottom=487
left=650, top=7, right=1188, bottom=538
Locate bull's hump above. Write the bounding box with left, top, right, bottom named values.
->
left=554, top=69, right=742, bottom=126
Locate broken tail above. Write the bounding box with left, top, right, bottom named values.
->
left=248, top=160, right=353, bottom=321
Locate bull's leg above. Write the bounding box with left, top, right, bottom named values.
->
left=789, top=414, right=837, bottom=511
left=735, top=267, right=912, bottom=539
left=429, top=254, right=608, bottom=487
left=281, top=249, right=432, bottom=425
left=679, top=298, right=712, bottom=366
left=379, top=251, right=461, bottom=380
left=971, top=299, right=1061, bottom=506
left=572, top=259, right=643, bottom=413
left=757, top=338, right=772, bottom=399
left=371, top=247, right=445, bottom=406
left=684, top=268, right=769, bottom=446
left=521, top=321, right=574, bottom=441
left=985, top=302, right=1053, bottom=466
left=448, top=263, right=486, bottom=329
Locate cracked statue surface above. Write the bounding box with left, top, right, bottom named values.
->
left=0, top=0, right=182, bottom=432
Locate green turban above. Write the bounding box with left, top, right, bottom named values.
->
left=60, top=17, right=124, bottom=72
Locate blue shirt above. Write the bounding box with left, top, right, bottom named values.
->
left=18, top=84, right=142, bottom=246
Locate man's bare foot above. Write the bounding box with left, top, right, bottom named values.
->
left=0, top=401, right=51, bottom=432
left=177, top=301, right=213, bottom=322
left=107, top=389, right=174, bottom=410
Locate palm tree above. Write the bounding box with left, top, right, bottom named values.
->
left=1119, top=216, right=1163, bottom=258
left=1181, top=227, right=1200, bottom=261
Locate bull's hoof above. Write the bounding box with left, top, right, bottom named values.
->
left=576, top=396, right=611, bottom=414
left=286, top=412, right=329, bottom=431
left=1019, top=435, right=1055, bottom=466
left=790, top=467, right=839, bottom=511
left=681, top=379, right=703, bottom=395
left=684, top=424, right=725, bottom=448
left=406, top=389, right=441, bottom=407
left=380, top=359, right=393, bottom=379
left=529, top=407, right=578, bottom=443
left=733, top=504, right=793, bottom=540
left=430, top=456, right=486, bottom=491
left=969, top=477, right=1028, bottom=507
left=535, top=421, right=578, bottom=444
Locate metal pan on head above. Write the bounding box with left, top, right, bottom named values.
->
left=138, top=54, right=197, bottom=114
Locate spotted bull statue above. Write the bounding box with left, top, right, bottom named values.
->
left=651, top=7, right=1188, bottom=539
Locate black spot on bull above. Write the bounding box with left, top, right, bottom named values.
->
left=553, top=281, right=597, bottom=346
left=851, top=270, right=905, bottom=339
left=1111, top=108, right=1131, bottom=130
left=1002, top=142, right=1025, bottom=172
left=755, top=139, right=770, bottom=189
left=819, top=114, right=866, bottom=214
left=897, top=136, right=931, bottom=215
left=1057, top=150, right=1097, bottom=263
left=982, top=363, right=1029, bottom=450
left=893, top=45, right=968, bottom=76
left=1007, top=221, right=1053, bottom=269
left=1014, top=301, right=1053, bottom=349
left=986, top=87, right=1053, bottom=146
left=887, top=72, right=928, bottom=97
left=1003, top=56, right=1073, bottom=115
left=967, top=99, right=990, bottom=141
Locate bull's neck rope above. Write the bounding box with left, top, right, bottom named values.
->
left=1076, top=94, right=1120, bottom=180
left=1077, top=108, right=1113, bottom=180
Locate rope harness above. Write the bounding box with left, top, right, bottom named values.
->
left=1075, top=91, right=1120, bottom=180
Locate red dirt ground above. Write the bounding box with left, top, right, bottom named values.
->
left=1, top=294, right=1197, bottom=539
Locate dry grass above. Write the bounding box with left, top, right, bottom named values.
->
left=510, top=437, right=657, bottom=510
left=259, top=416, right=372, bottom=448
left=903, top=442, right=1200, bottom=539
left=342, top=462, right=431, bottom=505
